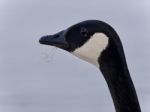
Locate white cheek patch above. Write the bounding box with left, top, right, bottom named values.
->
left=72, top=33, right=109, bottom=68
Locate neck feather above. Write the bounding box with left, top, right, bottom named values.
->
left=99, top=38, right=141, bottom=112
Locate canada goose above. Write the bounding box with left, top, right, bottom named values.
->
left=39, top=20, right=141, bottom=112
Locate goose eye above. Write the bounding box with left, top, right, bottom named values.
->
left=80, top=28, right=88, bottom=37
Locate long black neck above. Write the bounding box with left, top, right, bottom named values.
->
left=98, top=33, right=141, bottom=112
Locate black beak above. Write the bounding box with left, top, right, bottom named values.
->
left=39, top=30, right=69, bottom=49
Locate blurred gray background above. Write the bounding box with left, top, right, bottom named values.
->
left=0, top=0, right=150, bottom=112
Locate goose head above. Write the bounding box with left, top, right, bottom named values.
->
left=40, top=20, right=119, bottom=68
left=39, top=20, right=141, bottom=112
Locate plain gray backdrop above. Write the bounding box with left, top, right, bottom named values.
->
left=0, top=0, right=150, bottom=112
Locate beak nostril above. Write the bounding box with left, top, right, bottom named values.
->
left=54, top=34, right=59, bottom=38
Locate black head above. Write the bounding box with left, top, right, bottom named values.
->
left=39, top=20, right=124, bottom=67
left=40, top=20, right=112, bottom=51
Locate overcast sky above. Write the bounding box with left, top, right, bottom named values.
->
left=0, top=0, right=150, bottom=112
